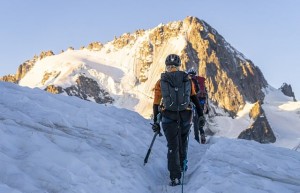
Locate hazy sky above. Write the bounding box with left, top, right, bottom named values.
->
left=1, top=0, right=299, bottom=99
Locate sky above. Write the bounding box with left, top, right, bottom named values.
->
left=0, top=0, right=300, bottom=99
left=1, top=81, right=300, bottom=192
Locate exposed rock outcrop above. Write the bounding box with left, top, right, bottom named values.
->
left=238, top=101, right=276, bottom=143
left=149, top=22, right=182, bottom=46
left=135, top=41, right=154, bottom=82
left=249, top=101, right=263, bottom=120
left=64, top=76, right=114, bottom=104
left=42, top=71, right=61, bottom=85
left=0, top=74, right=17, bottom=83
left=1, top=50, right=54, bottom=83
left=44, top=85, right=63, bottom=94
left=39, top=50, right=54, bottom=60
left=86, top=42, right=103, bottom=51
left=111, top=29, right=145, bottom=50
left=71, top=76, right=114, bottom=104
left=280, top=83, right=296, bottom=101
left=44, top=76, right=114, bottom=104
left=15, top=55, right=39, bottom=81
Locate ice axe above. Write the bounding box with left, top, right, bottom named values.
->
left=144, top=113, right=163, bottom=165
left=144, top=127, right=162, bottom=165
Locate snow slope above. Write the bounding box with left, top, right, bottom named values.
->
left=1, top=82, right=300, bottom=193
left=263, top=87, right=300, bottom=150
left=206, top=86, right=300, bottom=151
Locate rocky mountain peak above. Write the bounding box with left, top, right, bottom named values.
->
left=39, top=50, right=54, bottom=59
left=1, top=50, right=55, bottom=83
left=132, top=16, right=268, bottom=115
left=1, top=16, right=268, bottom=117
left=181, top=16, right=268, bottom=115
left=280, top=83, right=296, bottom=101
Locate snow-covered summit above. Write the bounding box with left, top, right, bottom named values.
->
left=2, top=16, right=267, bottom=118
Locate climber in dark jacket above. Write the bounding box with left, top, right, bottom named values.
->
left=151, top=54, right=205, bottom=186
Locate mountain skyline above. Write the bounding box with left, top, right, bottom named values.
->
left=1, top=2, right=300, bottom=191
left=1, top=15, right=299, bottom=147
left=0, top=1, right=299, bottom=99
left=1, top=16, right=272, bottom=121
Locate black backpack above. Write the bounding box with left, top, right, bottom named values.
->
left=160, top=71, right=191, bottom=111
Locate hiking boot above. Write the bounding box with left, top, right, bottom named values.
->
left=201, top=134, right=206, bottom=144
left=169, top=178, right=181, bottom=186
left=195, top=136, right=200, bottom=143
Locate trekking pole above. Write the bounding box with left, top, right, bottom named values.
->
left=181, top=130, right=190, bottom=193
left=182, top=159, right=187, bottom=193
left=144, top=130, right=162, bottom=165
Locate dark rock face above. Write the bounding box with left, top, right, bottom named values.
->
left=280, top=83, right=296, bottom=101
left=238, top=102, right=276, bottom=143
left=238, top=115, right=276, bottom=143
left=44, top=76, right=114, bottom=104
left=64, top=76, right=114, bottom=104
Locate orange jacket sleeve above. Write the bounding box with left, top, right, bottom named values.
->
left=153, top=79, right=162, bottom=105
left=190, top=79, right=197, bottom=96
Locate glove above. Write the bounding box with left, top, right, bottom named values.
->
left=153, top=104, right=159, bottom=122
left=152, top=122, right=161, bottom=133
left=205, top=108, right=209, bottom=114
left=197, top=108, right=203, bottom=117
left=198, top=115, right=206, bottom=127
left=204, top=104, right=209, bottom=114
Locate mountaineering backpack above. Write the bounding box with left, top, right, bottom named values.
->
left=160, top=71, right=191, bottom=111
left=191, top=75, right=207, bottom=98
left=190, top=75, right=209, bottom=114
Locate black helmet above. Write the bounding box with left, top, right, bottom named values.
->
left=187, top=68, right=197, bottom=75
left=165, top=54, right=181, bottom=66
